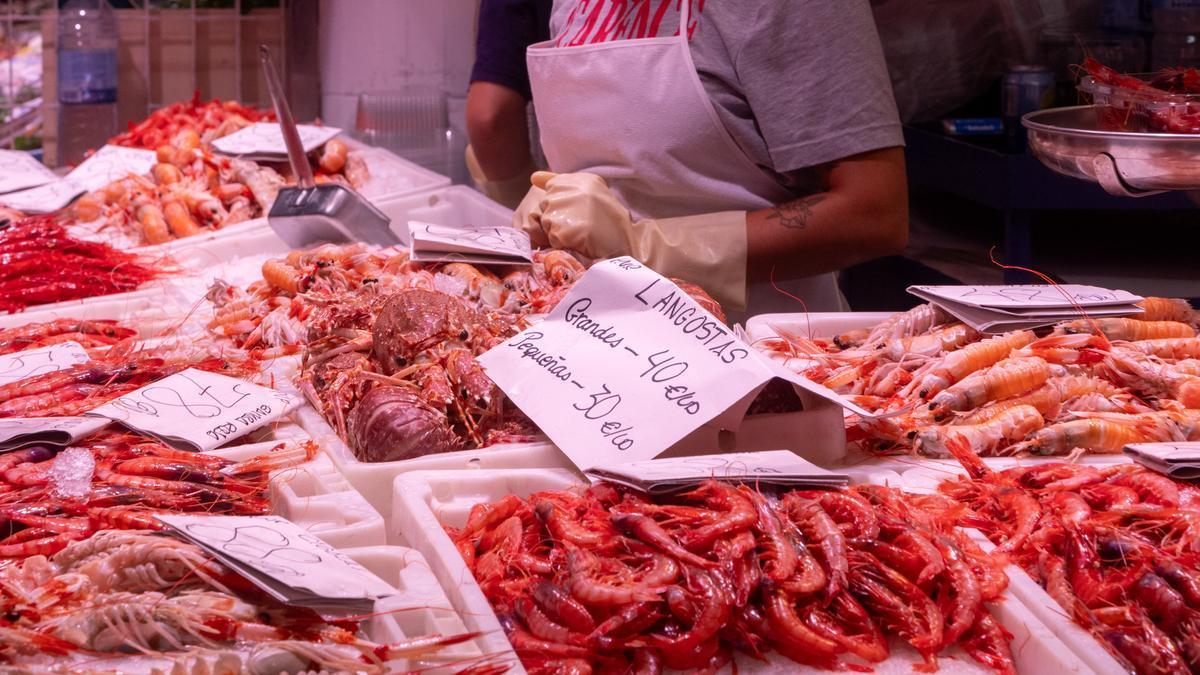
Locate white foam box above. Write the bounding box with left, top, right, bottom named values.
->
left=294, top=403, right=571, bottom=533
left=207, top=437, right=386, bottom=549
left=392, top=467, right=1092, bottom=675
left=893, top=469, right=1127, bottom=674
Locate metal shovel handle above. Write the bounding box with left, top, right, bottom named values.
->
left=260, top=44, right=315, bottom=189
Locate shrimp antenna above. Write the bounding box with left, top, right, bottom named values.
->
left=769, top=266, right=813, bottom=340
left=986, top=247, right=1110, bottom=349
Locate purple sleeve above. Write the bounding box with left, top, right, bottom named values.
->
left=470, top=0, right=553, bottom=101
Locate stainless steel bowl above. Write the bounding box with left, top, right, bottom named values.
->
left=1023, top=106, right=1200, bottom=192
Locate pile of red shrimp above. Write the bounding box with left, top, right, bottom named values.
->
left=109, top=90, right=276, bottom=149
left=937, top=457, right=1200, bottom=674
left=452, top=479, right=1014, bottom=673
left=0, top=216, right=164, bottom=313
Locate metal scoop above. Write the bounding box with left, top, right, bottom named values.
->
left=260, top=45, right=395, bottom=248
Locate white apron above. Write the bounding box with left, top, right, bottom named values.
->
left=526, top=0, right=847, bottom=317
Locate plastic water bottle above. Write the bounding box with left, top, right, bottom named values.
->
left=56, top=0, right=118, bottom=166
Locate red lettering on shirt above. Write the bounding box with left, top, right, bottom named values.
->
left=557, top=0, right=701, bottom=44
left=593, top=1, right=628, bottom=42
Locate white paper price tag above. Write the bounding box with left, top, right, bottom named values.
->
left=1125, top=442, right=1200, bottom=462
left=0, top=342, right=90, bottom=387
left=212, top=123, right=341, bottom=158
left=157, top=514, right=395, bottom=613
left=86, top=368, right=300, bottom=451
left=586, top=450, right=850, bottom=494
left=408, top=220, right=532, bottom=264
left=907, top=284, right=1144, bottom=333
left=0, top=145, right=156, bottom=213
left=0, top=150, right=57, bottom=194
left=478, top=257, right=774, bottom=469
left=67, top=145, right=158, bottom=192
left=0, top=179, right=85, bottom=213
left=909, top=284, right=1143, bottom=309
left=0, top=416, right=109, bottom=452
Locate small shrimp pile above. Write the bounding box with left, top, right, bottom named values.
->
left=109, top=90, right=275, bottom=149
left=1081, top=57, right=1200, bottom=134
left=69, top=133, right=274, bottom=246
left=452, top=480, right=1014, bottom=673
left=0, top=216, right=163, bottom=313
left=936, top=454, right=1200, bottom=674
left=0, top=433, right=311, bottom=559
left=0, top=319, right=135, bottom=356
left=72, top=95, right=368, bottom=246
left=762, top=296, right=1200, bottom=458
left=0, top=529, right=478, bottom=673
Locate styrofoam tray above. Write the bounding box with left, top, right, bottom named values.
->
left=392, top=467, right=1089, bottom=675
left=373, top=184, right=513, bottom=246
left=744, top=311, right=894, bottom=349
left=355, top=146, right=452, bottom=202
left=891, top=470, right=1127, bottom=674
left=208, top=437, right=386, bottom=549
left=294, top=404, right=570, bottom=530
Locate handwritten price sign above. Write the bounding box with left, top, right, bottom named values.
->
left=408, top=220, right=532, bottom=265
left=0, top=150, right=57, bottom=195
left=0, top=342, right=90, bottom=387
left=0, top=145, right=156, bottom=213
left=212, top=123, right=341, bottom=159
left=86, top=368, right=300, bottom=451
left=158, top=514, right=394, bottom=613
left=478, top=257, right=773, bottom=469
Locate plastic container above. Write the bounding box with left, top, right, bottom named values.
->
left=372, top=184, right=513, bottom=246
left=393, top=468, right=1091, bottom=675
left=1078, top=73, right=1200, bottom=133
left=56, top=0, right=119, bottom=165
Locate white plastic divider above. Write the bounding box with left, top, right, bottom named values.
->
left=392, top=467, right=1092, bottom=675
left=893, top=470, right=1127, bottom=674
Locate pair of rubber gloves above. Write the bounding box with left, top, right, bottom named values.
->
left=513, top=171, right=748, bottom=310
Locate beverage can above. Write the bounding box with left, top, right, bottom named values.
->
left=1002, top=65, right=1056, bottom=119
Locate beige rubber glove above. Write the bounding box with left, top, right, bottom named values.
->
left=524, top=171, right=748, bottom=311
left=465, top=145, right=536, bottom=210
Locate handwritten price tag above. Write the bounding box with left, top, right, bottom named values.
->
left=67, top=145, right=157, bottom=192
left=0, top=150, right=57, bottom=194
left=907, top=284, right=1144, bottom=333
left=408, top=220, right=532, bottom=265
left=157, top=514, right=395, bottom=614
left=478, top=257, right=774, bottom=469
left=212, top=123, right=342, bottom=159
left=0, top=145, right=156, bottom=213
left=0, top=416, right=109, bottom=452
left=1125, top=443, right=1200, bottom=480
left=0, top=342, right=90, bottom=387
left=586, top=450, right=850, bottom=494
left=86, top=368, right=300, bottom=451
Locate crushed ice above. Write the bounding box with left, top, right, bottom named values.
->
left=48, top=446, right=95, bottom=499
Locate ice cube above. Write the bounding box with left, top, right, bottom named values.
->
left=48, top=446, right=95, bottom=499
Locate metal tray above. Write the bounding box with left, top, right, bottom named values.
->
left=1023, top=105, right=1200, bottom=196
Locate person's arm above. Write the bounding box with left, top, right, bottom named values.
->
left=466, top=81, right=534, bottom=181
left=746, top=146, right=908, bottom=282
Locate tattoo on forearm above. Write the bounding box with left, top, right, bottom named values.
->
left=768, top=194, right=826, bottom=230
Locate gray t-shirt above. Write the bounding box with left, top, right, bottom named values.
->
left=548, top=0, right=903, bottom=194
